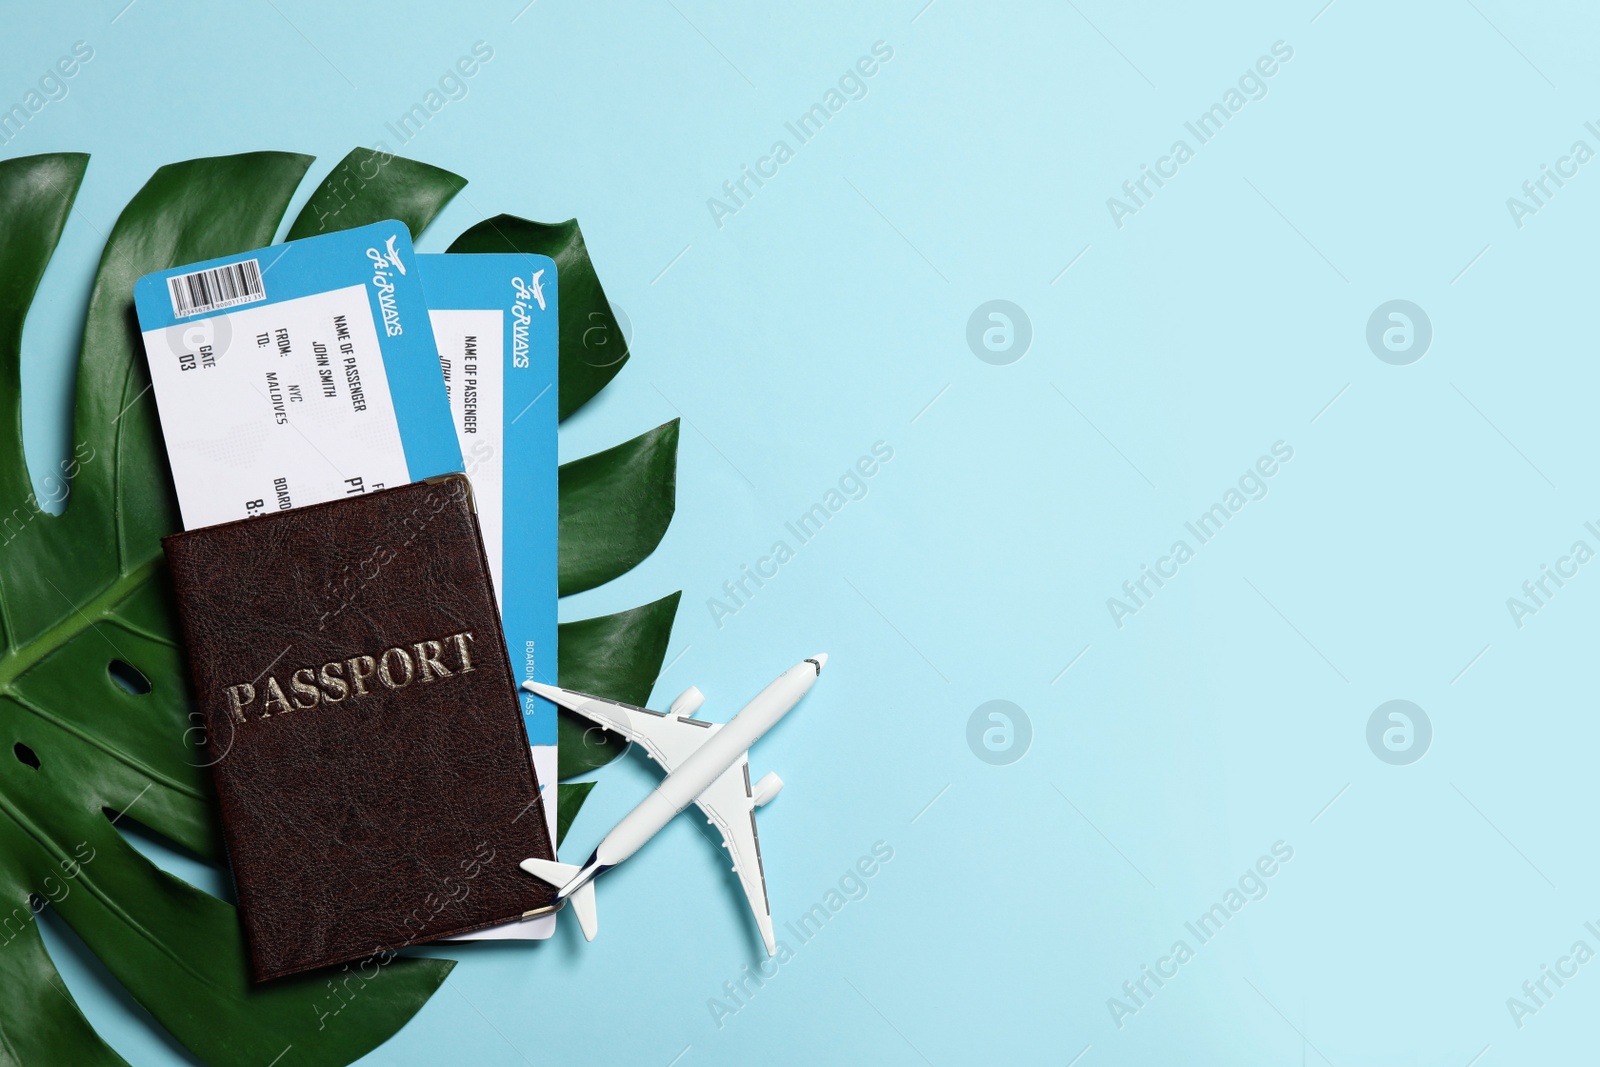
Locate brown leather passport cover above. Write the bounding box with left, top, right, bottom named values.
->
left=162, top=474, right=555, bottom=982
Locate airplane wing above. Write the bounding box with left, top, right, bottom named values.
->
left=693, top=752, right=775, bottom=955
left=525, top=683, right=719, bottom=774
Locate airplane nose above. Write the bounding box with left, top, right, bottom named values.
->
left=810, top=653, right=828, bottom=673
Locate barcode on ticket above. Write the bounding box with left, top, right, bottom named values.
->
left=166, top=258, right=265, bottom=318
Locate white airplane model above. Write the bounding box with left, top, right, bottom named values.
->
left=519, top=654, right=826, bottom=954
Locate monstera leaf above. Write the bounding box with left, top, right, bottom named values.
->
left=555, top=592, right=682, bottom=781
left=448, top=214, right=631, bottom=420
left=0, top=147, right=680, bottom=1065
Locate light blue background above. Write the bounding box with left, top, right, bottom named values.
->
left=6, top=1, right=1599, bottom=1064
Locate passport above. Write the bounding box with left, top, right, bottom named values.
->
left=162, top=475, right=557, bottom=981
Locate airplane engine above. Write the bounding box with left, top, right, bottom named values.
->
left=669, top=686, right=705, bottom=717
left=752, top=772, right=784, bottom=807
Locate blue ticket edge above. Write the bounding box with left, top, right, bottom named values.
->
left=132, top=220, right=463, bottom=484
left=416, top=253, right=559, bottom=751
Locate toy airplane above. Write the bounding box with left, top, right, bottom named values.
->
left=519, top=654, right=826, bottom=954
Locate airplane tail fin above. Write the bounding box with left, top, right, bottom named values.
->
left=520, top=857, right=580, bottom=888
left=519, top=858, right=599, bottom=941
left=566, top=879, right=598, bottom=941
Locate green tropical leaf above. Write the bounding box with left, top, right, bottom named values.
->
left=286, top=147, right=466, bottom=242
left=555, top=782, right=596, bottom=847
left=0, top=151, right=453, bottom=1066
left=0, top=143, right=122, bottom=1067
left=0, top=145, right=683, bottom=1063
left=446, top=215, right=630, bottom=420
left=558, top=420, right=679, bottom=596
left=0, top=152, right=86, bottom=506
left=0, top=899, right=125, bottom=1065
left=556, top=592, right=682, bottom=779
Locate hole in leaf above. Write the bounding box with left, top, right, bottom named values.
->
left=14, top=742, right=40, bottom=769
left=108, top=659, right=152, bottom=696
